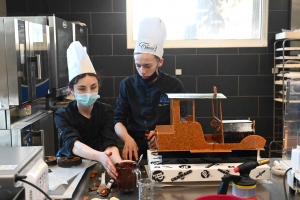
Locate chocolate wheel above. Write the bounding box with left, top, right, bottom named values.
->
left=44, top=156, right=57, bottom=166
left=58, top=156, right=82, bottom=168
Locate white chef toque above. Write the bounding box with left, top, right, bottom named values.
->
left=67, top=41, right=96, bottom=81
left=134, top=17, right=167, bottom=59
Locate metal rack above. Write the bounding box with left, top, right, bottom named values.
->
left=269, top=38, right=300, bottom=157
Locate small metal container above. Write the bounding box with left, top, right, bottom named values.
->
left=222, top=120, right=254, bottom=132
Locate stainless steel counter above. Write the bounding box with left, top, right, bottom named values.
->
left=70, top=159, right=300, bottom=200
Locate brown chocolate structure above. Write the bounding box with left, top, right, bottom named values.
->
left=156, top=86, right=266, bottom=153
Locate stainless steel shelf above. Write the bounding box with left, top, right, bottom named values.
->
left=276, top=64, right=300, bottom=68
left=276, top=56, right=300, bottom=59
left=270, top=37, right=300, bottom=157
left=276, top=47, right=300, bottom=51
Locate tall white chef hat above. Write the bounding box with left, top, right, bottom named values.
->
left=67, top=41, right=96, bottom=81
left=134, top=17, right=167, bottom=59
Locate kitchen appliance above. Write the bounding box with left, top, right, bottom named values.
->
left=73, top=22, right=88, bottom=53
left=0, top=17, right=50, bottom=109
left=0, top=17, right=54, bottom=153
left=48, top=16, right=73, bottom=97
left=10, top=110, right=55, bottom=156
left=0, top=187, right=25, bottom=200
left=0, top=146, right=49, bottom=200
left=0, top=102, right=55, bottom=156
left=217, top=159, right=270, bottom=200
left=13, top=16, right=89, bottom=97
left=12, top=16, right=89, bottom=154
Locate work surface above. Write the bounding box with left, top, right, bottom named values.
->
left=68, top=158, right=299, bottom=200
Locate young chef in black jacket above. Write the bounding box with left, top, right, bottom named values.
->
left=55, top=41, right=122, bottom=179
left=114, top=17, right=187, bottom=161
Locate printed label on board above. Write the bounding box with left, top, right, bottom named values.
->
left=256, top=170, right=266, bottom=178
left=205, top=163, right=219, bottom=168
left=179, top=165, right=191, bottom=169
left=151, top=161, right=160, bottom=165
left=218, top=169, right=230, bottom=175
left=201, top=170, right=210, bottom=178
left=152, top=170, right=165, bottom=182
left=171, top=170, right=192, bottom=182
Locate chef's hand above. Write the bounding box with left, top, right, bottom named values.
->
left=99, top=151, right=118, bottom=179
left=147, top=130, right=158, bottom=149
left=122, top=137, right=139, bottom=161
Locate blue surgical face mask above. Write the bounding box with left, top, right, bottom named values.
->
left=74, top=93, right=100, bottom=107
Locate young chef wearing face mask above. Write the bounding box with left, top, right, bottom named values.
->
left=114, top=17, right=187, bottom=161
left=55, top=41, right=122, bottom=179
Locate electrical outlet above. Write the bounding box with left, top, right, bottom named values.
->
left=175, top=69, right=182, bottom=75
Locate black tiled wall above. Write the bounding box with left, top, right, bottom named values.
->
left=7, top=0, right=291, bottom=157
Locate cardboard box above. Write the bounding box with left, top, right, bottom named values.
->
left=147, top=150, right=270, bottom=183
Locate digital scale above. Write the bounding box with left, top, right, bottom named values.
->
left=0, top=146, right=49, bottom=200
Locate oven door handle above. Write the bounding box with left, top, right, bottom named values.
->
left=35, top=54, right=42, bottom=80
left=31, top=130, right=44, bottom=146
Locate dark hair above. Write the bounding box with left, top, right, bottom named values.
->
left=68, top=73, right=102, bottom=90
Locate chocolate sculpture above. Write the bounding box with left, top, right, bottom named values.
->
left=156, top=87, right=266, bottom=153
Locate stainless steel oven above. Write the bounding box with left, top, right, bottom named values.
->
left=10, top=110, right=55, bottom=156
left=0, top=108, right=55, bottom=156
left=13, top=16, right=89, bottom=97
left=0, top=18, right=50, bottom=109
left=48, top=16, right=73, bottom=96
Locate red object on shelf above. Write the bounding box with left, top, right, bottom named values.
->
left=195, top=194, right=244, bottom=200
left=233, top=167, right=240, bottom=173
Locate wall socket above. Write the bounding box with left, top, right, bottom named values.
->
left=175, top=69, right=182, bottom=75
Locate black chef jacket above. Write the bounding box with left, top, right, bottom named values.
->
left=55, top=100, right=118, bottom=157
left=114, top=70, right=187, bottom=156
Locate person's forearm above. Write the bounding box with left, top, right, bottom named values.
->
left=72, top=140, right=102, bottom=161
left=105, top=146, right=122, bottom=164
left=114, top=122, right=132, bottom=142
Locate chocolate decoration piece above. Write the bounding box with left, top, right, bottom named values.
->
left=44, top=156, right=57, bottom=166
left=58, top=156, right=82, bottom=168
left=98, top=178, right=114, bottom=197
